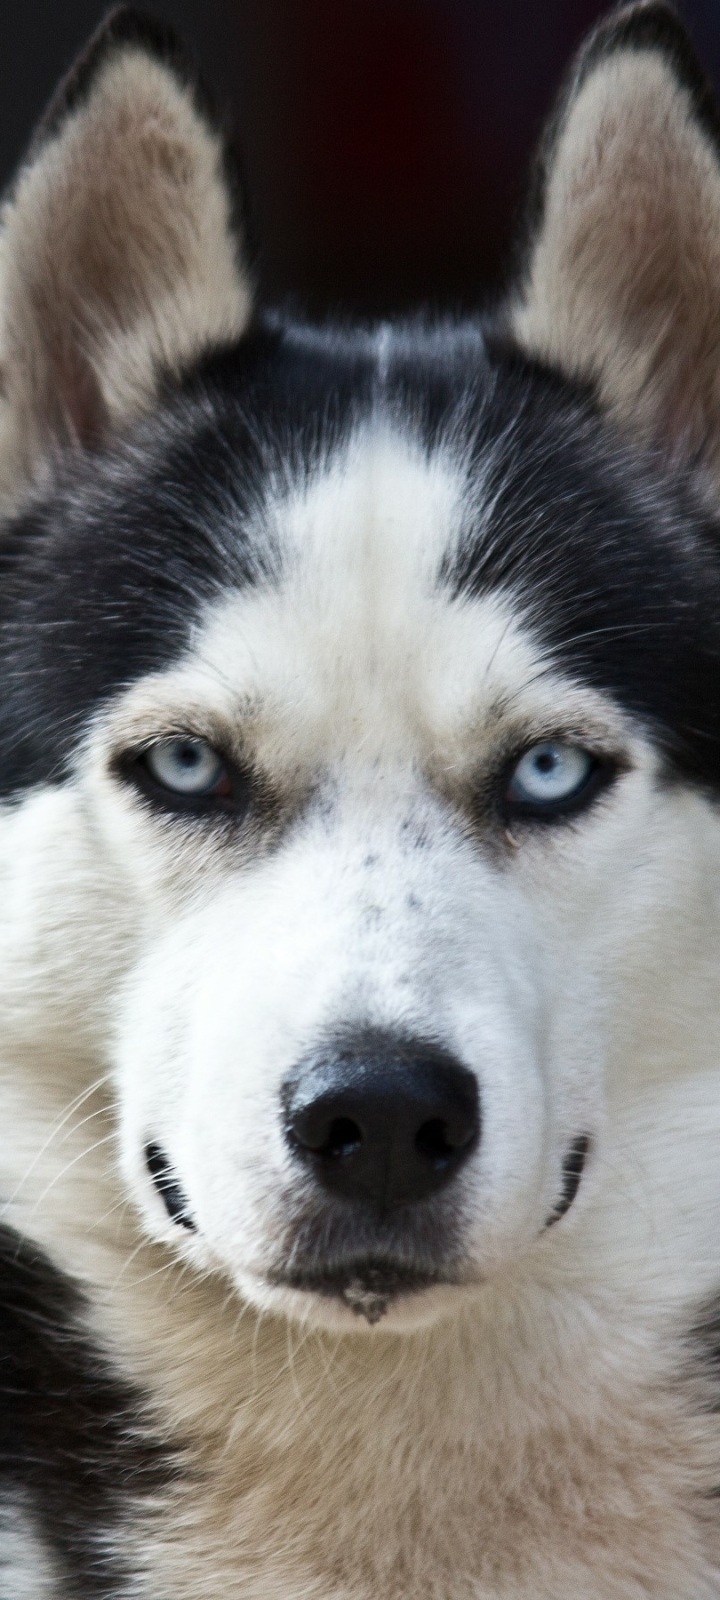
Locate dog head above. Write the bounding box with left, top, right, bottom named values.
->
left=3, top=5, right=720, bottom=1331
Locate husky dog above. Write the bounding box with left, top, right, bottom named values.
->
left=5, top=1, right=720, bottom=1594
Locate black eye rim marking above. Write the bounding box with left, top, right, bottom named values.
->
left=114, top=737, right=256, bottom=821
left=499, top=741, right=621, bottom=825
left=144, top=1141, right=196, bottom=1231
left=116, top=728, right=622, bottom=832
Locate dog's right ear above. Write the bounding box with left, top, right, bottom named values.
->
left=0, top=7, right=252, bottom=501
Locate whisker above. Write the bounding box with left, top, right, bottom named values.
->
left=29, top=1132, right=117, bottom=1221
left=0, top=1073, right=113, bottom=1219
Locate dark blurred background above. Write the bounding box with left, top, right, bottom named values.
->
left=2, top=2, right=719, bottom=316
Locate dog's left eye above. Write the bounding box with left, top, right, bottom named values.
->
left=504, top=741, right=603, bottom=818
left=142, top=738, right=230, bottom=798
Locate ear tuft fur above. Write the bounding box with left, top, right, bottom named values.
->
left=36, top=8, right=201, bottom=137
left=0, top=6, right=253, bottom=504
left=521, top=3, right=720, bottom=266
left=511, top=1, right=720, bottom=487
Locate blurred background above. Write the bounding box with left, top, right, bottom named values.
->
left=1, top=2, right=719, bottom=317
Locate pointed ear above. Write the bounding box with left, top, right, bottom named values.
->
left=510, top=3, right=720, bottom=482
left=0, top=6, right=252, bottom=497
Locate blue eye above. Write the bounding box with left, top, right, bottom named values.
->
left=143, top=738, right=229, bottom=798
left=505, top=742, right=600, bottom=817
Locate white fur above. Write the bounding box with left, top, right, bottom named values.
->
left=0, top=1500, right=58, bottom=1600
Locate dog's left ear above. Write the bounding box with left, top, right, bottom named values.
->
left=0, top=6, right=252, bottom=498
left=510, top=2, right=720, bottom=480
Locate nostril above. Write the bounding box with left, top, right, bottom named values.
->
left=324, top=1117, right=363, bottom=1160
left=414, top=1107, right=478, bottom=1172
left=415, top=1118, right=458, bottom=1167
left=287, top=1104, right=364, bottom=1158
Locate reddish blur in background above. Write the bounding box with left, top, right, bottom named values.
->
left=2, top=2, right=719, bottom=316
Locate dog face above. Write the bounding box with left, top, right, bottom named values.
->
left=101, top=420, right=679, bottom=1331
left=3, top=5, right=720, bottom=1331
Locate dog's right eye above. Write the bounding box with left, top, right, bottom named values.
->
left=119, top=735, right=260, bottom=824
left=120, top=736, right=258, bottom=821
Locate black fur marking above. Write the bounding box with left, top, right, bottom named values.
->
left=545, top=1135, right=590, bottom=1227
left=145, top=1142, right=195, bottom=1230
left=518, top=2, right=720, bottom=284
left=444, top=347, right=720, bottom=794
left=3, top=319, right=720, bottom=801
left=0, top=369, right=276, bottom=796
left=0, top=321, right=374, bottom=799
left=0, top=1225, right=176, bottom=1598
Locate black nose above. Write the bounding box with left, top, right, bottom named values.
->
left=283, top=1032, right=480, bottom=1209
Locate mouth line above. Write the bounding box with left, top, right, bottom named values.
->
left=268, top=1260, right=453, bottom=1324
left=146, top=1127, right=592, bottom=1311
